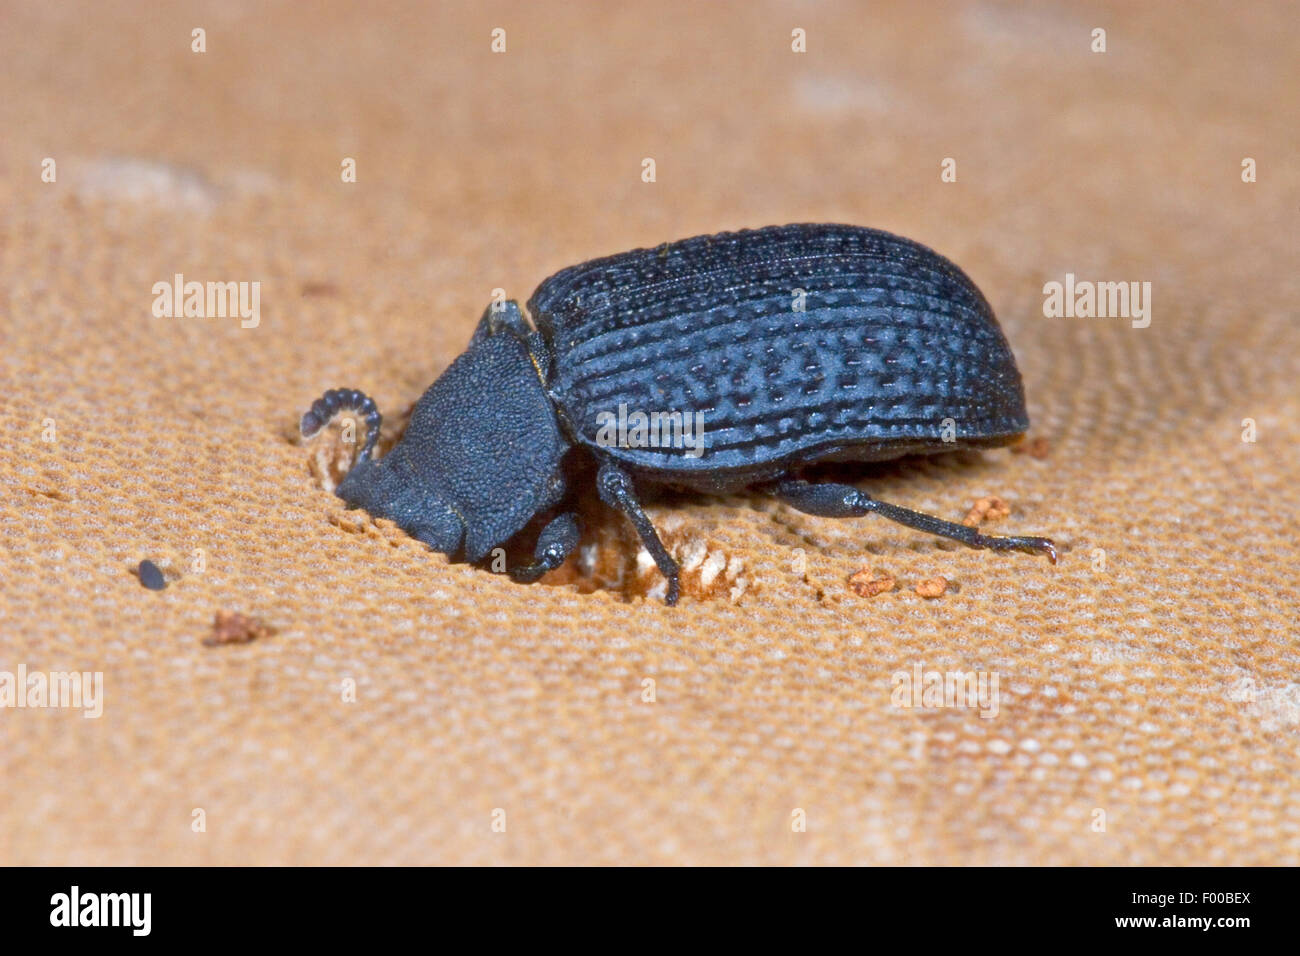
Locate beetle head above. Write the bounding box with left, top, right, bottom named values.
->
left=336, top=324, right=569, bottom=563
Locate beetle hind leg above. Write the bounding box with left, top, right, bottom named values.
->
left=300, top=388, right=383, bottom=463
left=763, top=478, right=1057, bottom=564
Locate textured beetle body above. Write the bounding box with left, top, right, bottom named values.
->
left=328, top=328, right=571, bottom=563
left=530, top=224, right=1028, bottom=492
left=302, top=224, right=1056, bottom=605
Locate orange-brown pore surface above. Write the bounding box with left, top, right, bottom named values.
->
left=2, top=1, right=1297, bottom=865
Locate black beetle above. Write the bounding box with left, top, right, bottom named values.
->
left=301, top=223, right=1056, bottom=605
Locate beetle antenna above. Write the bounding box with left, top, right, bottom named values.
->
left=300, top=388, right=383, bottom=463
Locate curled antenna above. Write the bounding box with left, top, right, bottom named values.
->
left=300, top=388, right=383, bottom=463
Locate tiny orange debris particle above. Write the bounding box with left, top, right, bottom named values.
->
left=848, top=567, right=895, bottom=598
left=1012, top=436, right=1051, bottom=459
left=915, top=576, right=948, bottom=599
left=963, top=495, right=1011, bottom=527
left=204, top=611, right=276, bottom=647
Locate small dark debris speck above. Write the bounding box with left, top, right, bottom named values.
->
left=137, top=560, right=166, bottom=591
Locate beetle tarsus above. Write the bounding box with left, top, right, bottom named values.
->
left=301, top=388, right=383, bottom=463
left=967, top=531, right=1058, bottom=564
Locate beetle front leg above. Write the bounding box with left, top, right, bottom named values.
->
left=510, top=512, right=581, bottom=583
left=763, top=478, right=1057, bottom=564
left=596, top=461, right=681, bottom=605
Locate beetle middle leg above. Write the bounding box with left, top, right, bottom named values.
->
left=763, top=478, right=1057, bottom=564
left=596, top=461, right=681, bottom=605
left=510, top=512, right=582, bottom=583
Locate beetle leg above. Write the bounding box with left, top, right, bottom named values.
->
left=764, top=478, right=1057, bottom=564
left=300, top=388, right=383, bottom=463
left=511, top=512, right=582, bottom=583
left=596, top=461, right=681, bottom=605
